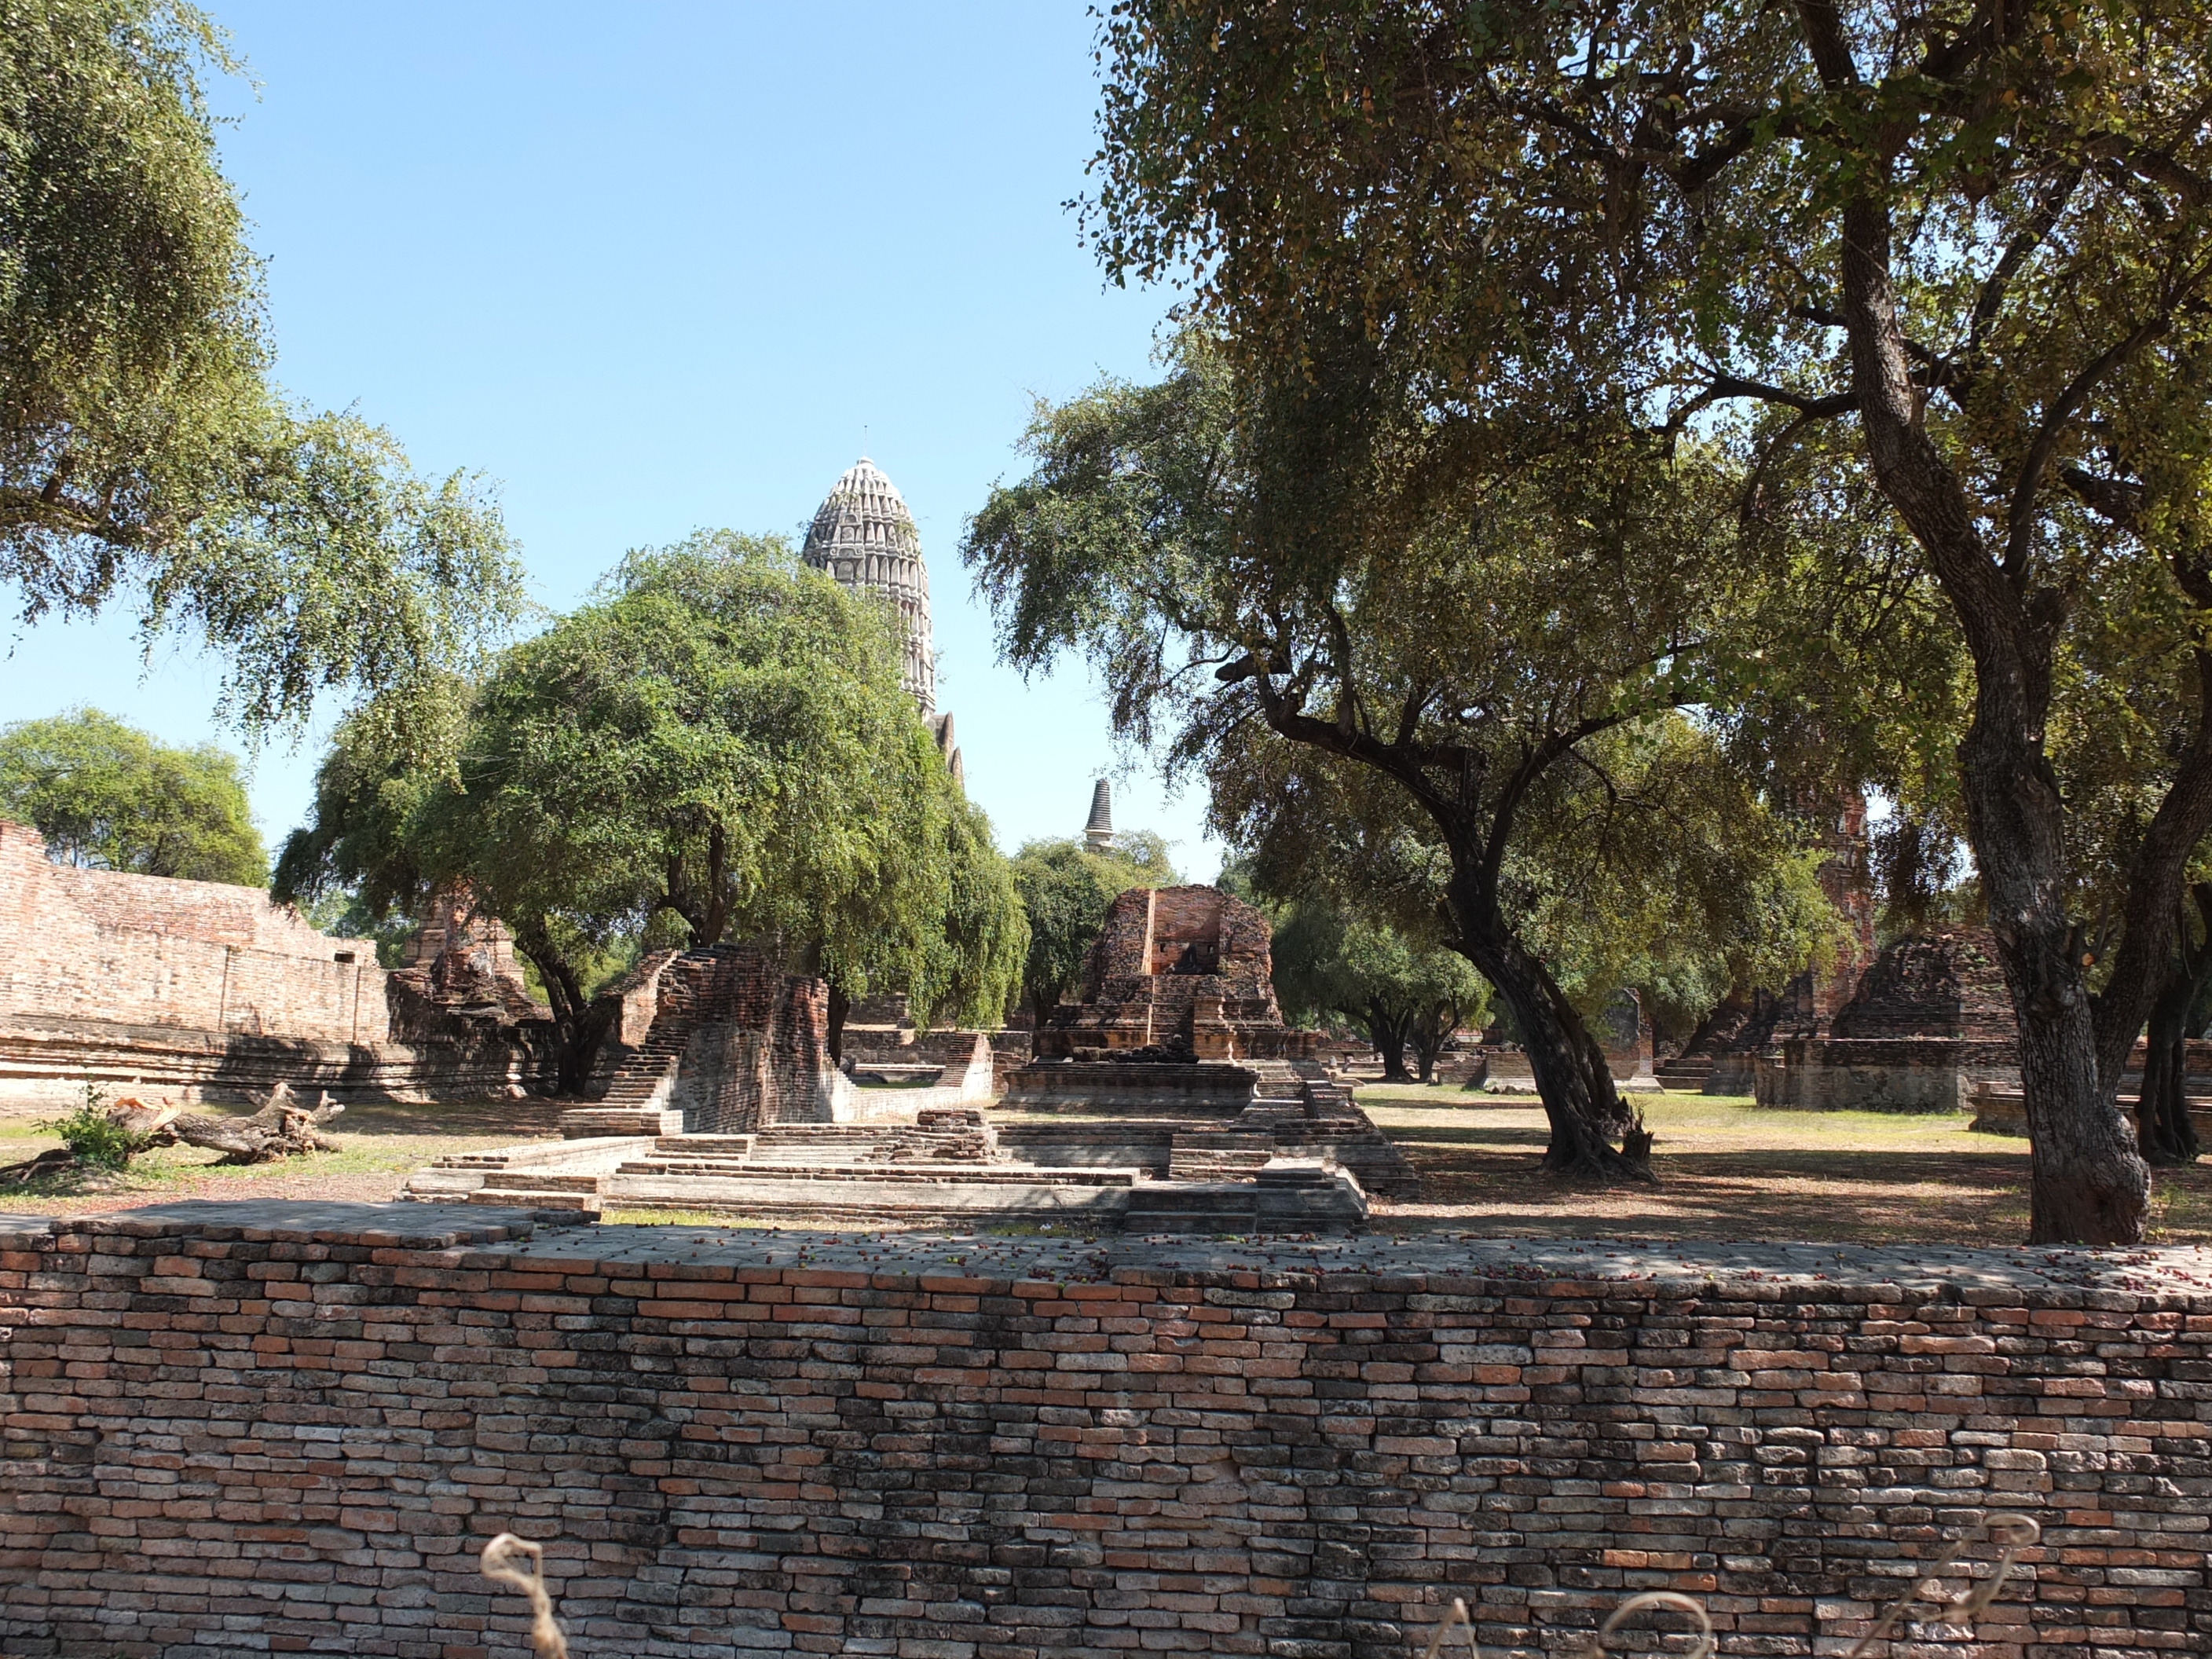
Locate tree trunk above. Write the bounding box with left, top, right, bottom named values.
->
left=2138, top=887, right=2212, bottom=1167
left=2137, top=975, right=2201, bottom=1167
left=513, top=924, right=615, bottom=1097
left=1788, top=6, right=2155, bottom=1240
left=1367, top=1000, right=1413, bottom=1082
left=1411, top=1004, right=1452, bottom=1084
left=1456, top=926, right=1650, bottom=1180
left=173, top=1089, right=345, bottom=1163
left=827, top=979, right=850, bottom=1064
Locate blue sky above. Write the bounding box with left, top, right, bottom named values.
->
left=0, top=2, right=1224, bottom=877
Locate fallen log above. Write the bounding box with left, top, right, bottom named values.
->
left=172, top=1086, right=345, bottom=1164
left=0, top=1146, right=78, bottom=1185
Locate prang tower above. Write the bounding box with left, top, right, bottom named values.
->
left=801, top=458, right=936, bottom=714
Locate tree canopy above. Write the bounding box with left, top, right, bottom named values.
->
left=0, top=705, right=264, bottom=883
left=1269, top=895, right=1490, bottom=1083
left=2, top=0, right=526, bottom=730
left=964, top=336, right=1840, bottom=1176
left=1080, top=0, right=2212, bottom=1238
left=277, top=533, right=1024, bottom=1088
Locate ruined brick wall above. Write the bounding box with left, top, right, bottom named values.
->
left=0, top=820, right=382, bottom=1042
left=0, top=1017, right=554, bottom=1108
left=1831, top=929, right=2014, bottom=1042
left=1047, top=885, right=1304, bottom=1059
left=660, top=947, right=841, bottom=1130
left=0, top=822, right=558, bottom=1107
left=2, top=1211, right=2206, bottom=1659
left=1079, top=886, right=1278, bottom=1008
left=1756, top=1037, right=2021, bottom=1112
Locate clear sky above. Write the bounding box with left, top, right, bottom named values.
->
left=0, top=2, right=1224, bottom=877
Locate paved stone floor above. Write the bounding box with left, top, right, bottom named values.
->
left=6, top=1196, right=2210, bottom=1297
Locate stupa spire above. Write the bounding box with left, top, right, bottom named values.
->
left=801, top=457, right=936, bottom=713
left=1084, top=778, right=1115, bottom=853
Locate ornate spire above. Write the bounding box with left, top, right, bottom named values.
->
left=801, top=458, right=936, bottom=712
left=1084, top=778, right=1115, bottom=852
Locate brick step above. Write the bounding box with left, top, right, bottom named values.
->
left=1167, top=1152, right=1273, bottom=1181
left=465, top=1172, right=603, bottom=1193
left=616, top=1159, right=1136, bottom=1188
left=598, top=1174, right=1131, bottom=1225
left=1122, top=1182, right=1260, bottom=1232
left=465, top=1188, right=602, bottom=1213
left=559, top=1106, right=683, bottom=1140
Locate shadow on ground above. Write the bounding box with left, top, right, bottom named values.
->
left=1372, top=1130, right=2212, bottom=1245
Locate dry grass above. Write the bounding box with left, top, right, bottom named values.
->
left=2, top=1084, right=2206, bottom=1247
left=0, top=1097, right=566, bottom=1217
left=1361, top=1084, right=2212, bottom=1244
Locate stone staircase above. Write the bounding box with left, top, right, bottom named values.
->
left=402, top=1134, right=664, bottom=1214
left=558, top=959, right=707, bottom=1137
left=1226, top=1064, right=1420, bottom=1198
left=1167, top=1130, right=1275, bottom=1181
left=1124, top=1159, right=1368, bottom=1234
left=1654, top=1053, right=1714, bottom=1090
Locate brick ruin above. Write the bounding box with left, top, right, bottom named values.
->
left=1, top=1204, right=2204, bottom=1659
left=405, top=883, right=1400, bottom=1229
left=561, top=946, right=849, bottom=1138
left=1755, top=928, right=2021, bottom=1112
left=0, top=822, right=553, bottom=1108
left=1034, top=884, right=1317, bottom=1063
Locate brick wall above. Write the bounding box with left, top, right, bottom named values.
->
left=664, top=948, right=843, bottom=1130
left=2, top=1209, right=2206, bottom=1659
left=1830, top=931, right=2015, bottom=1043
left=0, top=823, right=558, bottom=1107
left=0, top=820, right=381, bottom=1043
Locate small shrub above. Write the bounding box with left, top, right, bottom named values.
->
left=43, top=1085, right=155, bottom=1172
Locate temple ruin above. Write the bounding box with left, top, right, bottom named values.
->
left=802, top=456, right=961, bottom=781
left=0, top=822, right=551, bottom=1108
left=1031, top=884, right=1319, bottom=1063
left=1754, top=927, right=2019, bottom=1111
left=408, top=879, right=1402, bottom=1230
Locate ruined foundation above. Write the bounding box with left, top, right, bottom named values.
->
left=1754, top=929, right=2019, bottom=1112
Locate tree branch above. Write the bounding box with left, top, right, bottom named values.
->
left=2001, top=316, right=2172, bottom=583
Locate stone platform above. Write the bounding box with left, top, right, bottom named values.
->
left=999, top=1058, right=1262, bottom=1113
left=401, top=1107, right=1374, bottom=1233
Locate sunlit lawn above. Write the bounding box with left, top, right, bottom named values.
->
left=0, top=1098, right=562, bottom=1217
left=1359, top=1083, right=2212, bottom=1246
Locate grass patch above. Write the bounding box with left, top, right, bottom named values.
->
left=980, top=1220, right=1104, bottom=1240
left=0, top=1097, right=563, bottom=1214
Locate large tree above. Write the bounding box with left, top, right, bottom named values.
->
left=2, top=0, right=523, bottom=728
left=279, top=534, right=1024, bottom=1091
left=964, top=340, right=1840, bottom=1176
left=0, top=705, right=264, bottom=883
left=1240, top=714, right=1835, bottom=1083
left=1082, top=0, right=2212, bottom=1239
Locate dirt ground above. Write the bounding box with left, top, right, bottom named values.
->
left=1362, top=1084, right=2212, bottom=1244
left=3, top=1086, right=2207, bottom=1244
